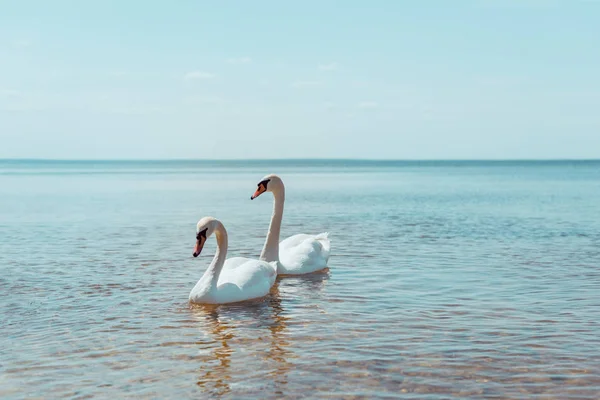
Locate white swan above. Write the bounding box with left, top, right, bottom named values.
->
left=189, top=216, right=278, bottom=304
left=250, top=174, right=331, bottom=275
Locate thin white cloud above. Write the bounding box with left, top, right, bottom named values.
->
left=227, top=57, right=252, bottom=64
left=475, top=0, right=559, bottom=9
left=318, top=62, right=338, bottom=71
left=1, top=89, right=22, bottom=98
left=107, top=106, right=169, bottom=115
left=109, top=70, right=128, bottom=77
left=358, top=101, right=378, bottom=109
left=291, top=81, right=322, bottom=88
left=184, top=71, right=216, bottom=80
left=183, top=95, right=226, bottom=106
left=352, top=81, right=370, bottom=88
left=12, top=39, right=32, bottom=49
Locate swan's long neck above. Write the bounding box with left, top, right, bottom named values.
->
left=203, top=222, right=228, bottom=289
left=260, top=186, right=285, bottom=263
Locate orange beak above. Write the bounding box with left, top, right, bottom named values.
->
left=250, top=184, right=267, bottom=200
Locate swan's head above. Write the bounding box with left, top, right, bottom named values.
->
left=250, top=174, right=283, bottom=200
left=193, top=216, right=218, bottom=258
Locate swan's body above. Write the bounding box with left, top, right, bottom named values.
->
left=189, top=217, right=277, bottom=304
left=251, top=174, right=331, bottom=275
left=278, top=233, right=331, bottom=274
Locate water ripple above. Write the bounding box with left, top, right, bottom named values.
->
left=2, top=163, right=600, bottom=398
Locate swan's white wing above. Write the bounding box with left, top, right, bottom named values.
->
left=280, top=233, right=314, bottom=250
left=218, top=256, right=249, bottom=273
left=218, top=257, right=276, bottom=286
left=212, top=257, right=277, bottom=303
left=279, top=233, right=331, bottom=274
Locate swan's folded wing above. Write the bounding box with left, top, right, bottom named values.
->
left=220, top=256, right=250, bottom=271
left=280, top=233, right=315, bottom=251
left=218, top=257, right=277, bottom=289
left=279, top=234, right=330, bottom=273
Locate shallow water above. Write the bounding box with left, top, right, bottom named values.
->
left=1, top=160, right=600, bottom=399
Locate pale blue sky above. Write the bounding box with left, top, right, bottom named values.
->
left=1, top=1, right=599, bottom=159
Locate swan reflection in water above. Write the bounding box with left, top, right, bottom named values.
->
left=189, top=271, right=329, bottom=397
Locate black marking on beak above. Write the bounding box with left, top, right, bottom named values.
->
left=251, top=179, right=270, bottom=200
left=193, top=228, right=208, bottom=257
left=196, top=228, right=208, bottom=241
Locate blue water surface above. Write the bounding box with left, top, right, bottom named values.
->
left=1, top=160, right=599, bottom=398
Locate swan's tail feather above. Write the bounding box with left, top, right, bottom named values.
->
left=314, top=232, right=331, bottom=261
left=315, top=232, right=330, bottom=240
left=268, top=261, right=278, bottom=275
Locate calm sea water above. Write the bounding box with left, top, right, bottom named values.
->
left=1, top=160, right=600, bottom=399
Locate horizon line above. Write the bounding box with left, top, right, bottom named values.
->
left=1, top=157, right=599, bottom=162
